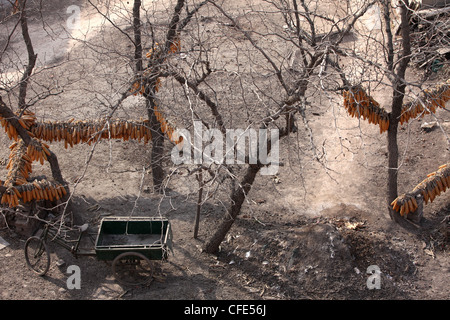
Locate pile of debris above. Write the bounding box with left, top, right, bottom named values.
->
left=409, top=5, right=450, bottom=75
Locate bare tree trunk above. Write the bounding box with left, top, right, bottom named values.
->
left=132, top=0, right=165, bottom=191
left=387, top=1, right=412, bottom=222
left=194, top=169, right=203, bottom=239
left=142, top=0, right=186, bottom=191
left=146, top=96, right=165, bottom=191
left=18, top=0, right=37, bottom=111
left=204, top=164, right=260, bottom=253
left=133, top=0, right=143, bottom=73
left=387, top=107, right=401, bottom=221
left=204, top=127, right=289, bottom=253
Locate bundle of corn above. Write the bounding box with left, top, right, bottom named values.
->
left=168, top=37, right=181, bottom=54
left=0, top=179, right=67, bottom=208
left=0, top=184, right=22, bottom=207
left=145, top=38, right=180, bottom=58
left=17, top=110, right=37, bottom=130
left=154, top=105, right=182, bottom=145
left=391, top=163, right=450, bottom=216
left=131, top=77, right=163, bottom=96
left=5, top=140, right=33, bottom=183
left=342, top=86, right=390, bottom=133
left=1, top=138, right=66, bottom=208
left=390, top=193, right=419, bottom=217
left=1, top=119, right=19, bottom=141
left=26, top=138, right=51, bottom=164
left=413, top=163, right=450, bottom=204
left=131, top=37, right=180, bottom=96
left=0, top=109, right=56, bottom=209
left=30, top=118, right=157, bottom=146
left=105, top=118, right=153, bottom=144
left=131, top=81, right=145, bottom=96
left=343, top=81, right=450, bottom=133
left=146, top=43, right=160, bottom=59
left=20, top=179, right=66, bottom=203
left=30, top=119, right=87, bottom=146
left=400, top=80, right=450, bottom=125
left=106, top=115, right=181, bottom=145
left=0, top=110, right=36, bottom=141
left=130, top=37, right=181, bottom=143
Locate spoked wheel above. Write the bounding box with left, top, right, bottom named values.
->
left=112, top=252, right=154, bottom=286
left=24, top=236, right=50, bottom=276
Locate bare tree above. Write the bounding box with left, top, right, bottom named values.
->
left=332, top=0, right=449, bottom=224
left=159, top=0, right=378, bottom=253
left=5, top=0, right=445, bottom=248
left=0, top=0, right=69, bottom=233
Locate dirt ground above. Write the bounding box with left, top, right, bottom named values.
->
left=0, top=0, right=449, bottom=301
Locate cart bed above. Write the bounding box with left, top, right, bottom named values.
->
left=95, top=216, right=172, bottom=261
left=98, top=234, right=162, bottom=247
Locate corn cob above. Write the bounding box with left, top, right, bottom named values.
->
left=343, top=80, right=450, bottom=134
left=342, top=86, right=390, bottom=134
left=391, top=163, right=450, bottom=215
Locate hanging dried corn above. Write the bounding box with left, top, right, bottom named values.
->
left=5, top=140, right=33, bottom=183
left=1, top=34, right=186, bottom=208
left=145, top=42, right=160, bottom=59
left=29, top=118, right=157, bottom=145
left=399, top=80, right=450, bottom=125
left=129, top=36, right=182, bottom=144
left=0, top=178, right=67, bottom=208
left=153, top=105, right=182, bottom=145
left=169, top=37, right=181, bottom=54
left=1, top=139, right=66, bottom=208
left=342, top=86, right=390, bottom=134
left=0, top=110, right=36, bottom=142
left=0, top=108, right=63, bottom=209
left=26, top=138, right=51, bottom=165
left=343, top=80, right=450, bottom=133
left=391, top=163, right=450, bottom=216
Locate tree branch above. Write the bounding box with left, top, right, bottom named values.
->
left=172, top=72, right=227, bottom=134
left=207, top=0, right=290, bottom=94
left=18, top=0, right=37, bottom=111
left=133, top=0, right=143, bottom=73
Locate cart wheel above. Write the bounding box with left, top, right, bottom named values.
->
left=112, top=252, right=154, bottom=286
left=24, top=236, right=50, bottom=276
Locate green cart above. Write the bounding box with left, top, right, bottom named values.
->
left=24, top=216, right=173, bottom=286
